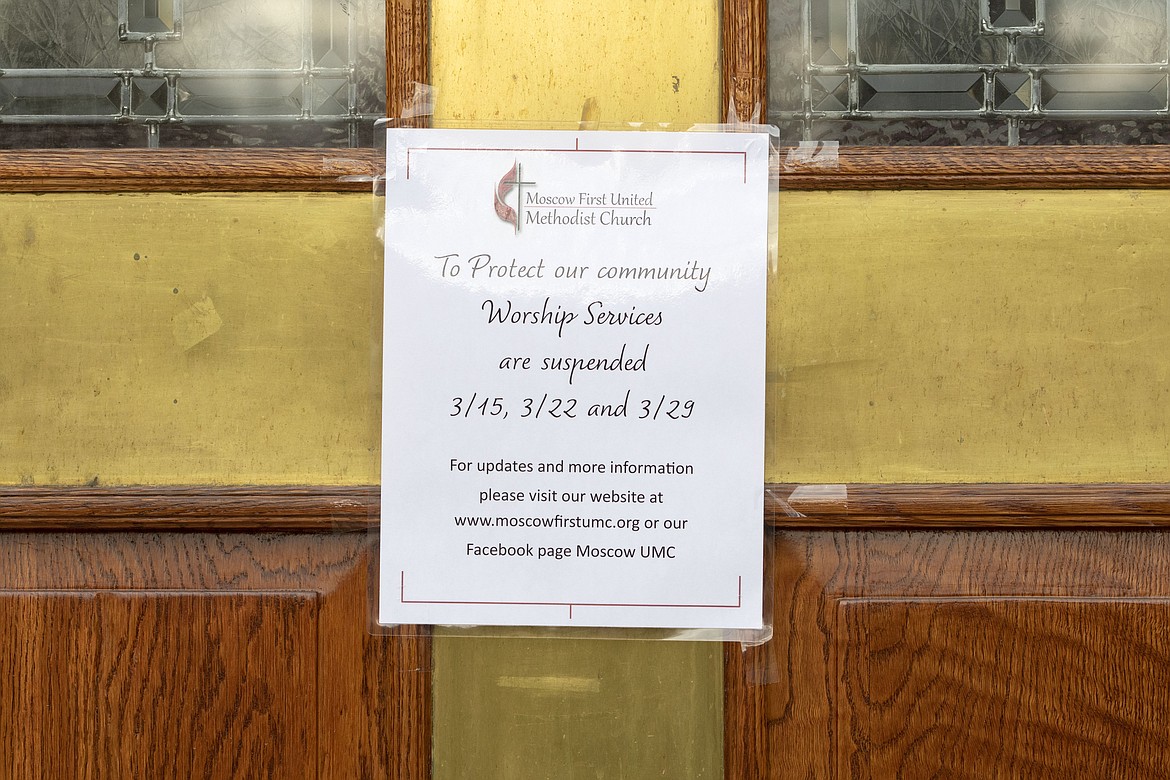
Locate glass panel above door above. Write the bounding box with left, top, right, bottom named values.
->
left=770, top=0, right=1170, bottom=144
left=0, top=0, right=386, bottom=147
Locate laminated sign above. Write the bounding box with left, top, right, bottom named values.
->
left=381, top=129, right=769, bottom=630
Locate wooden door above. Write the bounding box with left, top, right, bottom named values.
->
left=0, top=154, right=430, bottom=777
left=722, top=149, right=1170, bottom=777
left=7, top=2, right=1170, bottom=778
left=0, top=3, right=433, bottom=771
left=730, top=493, right=1170, bottom=778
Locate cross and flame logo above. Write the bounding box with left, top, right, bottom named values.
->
left=493, top=161, right=536, bottom=234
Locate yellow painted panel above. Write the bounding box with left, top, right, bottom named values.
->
left=433, top=636, right=723, bottom=779
left=430, top=0, right=721, bottom=125
left=428, top=8, right=725, bottom=780
left=770, top=189, right=1170, bottom=483
left=0, top=193, right=380, bottom=486
left=7, top=190, right=1170, bottom=486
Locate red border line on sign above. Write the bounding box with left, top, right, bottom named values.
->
left=400, top=571, right=743, bottom=621
left=405, top=139, right=750, bottom=183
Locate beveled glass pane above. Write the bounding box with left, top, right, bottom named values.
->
left=0, top=77, right=123, bottom=116
left=859, top=73, right=984, bottom=111
left=312, top=0, right=348, bottom=67
left=993, top=73, right=1033, bottom=110
left=123, top=0, right=180, bottom=38
left=1042, top=73, right=1167, bottom=110
left=811, top=75, right=850, bottom=111
left=129, top=77, right=169, bottom=116
left=177, top=76, right=303, bottom=116
left=311, top=77, right=349, bottom=114
left=986, top=0, right=1040, bottom=29
left=811, top=0, right=848, bottom=64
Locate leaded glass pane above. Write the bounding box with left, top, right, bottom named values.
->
left=857, top=0, right=1003, bottom=64
left=0, top=0, right=386, bottom=148
left=771, top=0, right=1170, bottom=144
left=0, top=2, right=139, bottom=69
left=1018, top=1, right=1166, bottom=64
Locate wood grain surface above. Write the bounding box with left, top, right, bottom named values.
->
left=0, top=531, right=430, bottom=779
left=722, top=0, right=768, bottom=124
left=776, top=145, right=1170, bottom=189
left=5, top=484, right=1170, bottom=530
left=4, top=146, right=1170, bottom=192
left=386, top=0, right=430, bottom=124
left=3, top=592, right=318, bottom=778
left=0, top=486, right=377, bottom=531
left=0, top=150, right=383, bottom=192
left=726, top=530, right=1170, bottom=779
left=839, top=598, right=1170, bottom=779
left=769, top=483, right=1170, bottom=528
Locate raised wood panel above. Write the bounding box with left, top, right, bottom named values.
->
left=0, top=532, right=429, bottom=780
left=837, top=598, right=1170, bottom=779
left=2, top=592, right=317, bottom=779
left=725, top=530, right=1170, bottom=779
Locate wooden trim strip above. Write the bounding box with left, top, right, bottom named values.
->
left=0, top=149, right=383, bottom=192
left=6, top=146, right=1166, bottom=193
left=386, top=0, right=430, bottom=124
left=0, top=486, right=379, bottom=531
left=4, top=484, right=1170, bottom=530
left=777, top=146, right=1170, bottom=190
left=721, top=0, right=768, bottom=124
left=768, top=483, right=1170, bottom=528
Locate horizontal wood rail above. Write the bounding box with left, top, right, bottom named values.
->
left=3, top=484, right=1170, bottom=531
left=0, top=486, right=378, bottom=531
left=4, top=146, right=1170, bottom=192
left=768, top=483, right=1170, bottom=528
left=776, top=145, right=1170, bottom=189
left=0, top=149, right=383, bottom=192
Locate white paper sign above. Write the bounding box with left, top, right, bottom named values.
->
left=380, top=129, right=768, bottom=630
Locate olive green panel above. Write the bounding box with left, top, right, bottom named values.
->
left=429, top=0, right=721, bottom=126
left=770, top=189, right=1170, bottom=483
left=0, top=193, right=380, bottom=486
left=433, top=637, right=723, bottom=779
